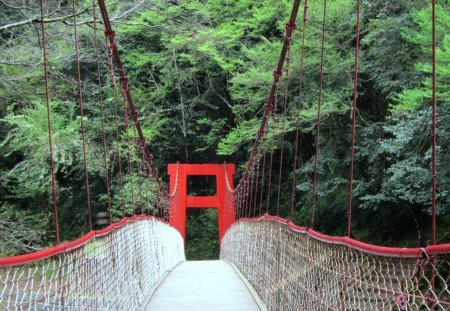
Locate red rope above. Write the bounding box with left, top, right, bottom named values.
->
left=276, top=24, right=295, bottom=216
left=244, top=176, right=250, bottom=217
left=311, top=0, right=327, bottom=229
left=148, top=167, right=154, bottom=215
left=252, top=155, right=261, bottom=217
left=248, top=170, right=255, bottom=217
left=430, top=1, right=438, bottom=296
left=72, top=0, right=93, bottom=231
left=132, top=124, right=144, bottom=214
left=290, top=0, right=309, bottom=221
left=247, top=176, right=252, bottom=217
left=141, top=147, right=150, bottom=215
left=266, top=81, right=279, bottom=214
left=39, top=0, right=60, bottom=244
left=347, top=0, right=361, bottom=237
left=107, top=47, right=126, bottom=217
left=122, top=93, right=136, bottom=215
left=246, top=177, right=251, bottom=217
left=239, top=187, right=244, bottom=218
left=239, top=183, right=243, bottom=218
left=259, top=129, right=269, bottom=216
left=92, top=1, right=112, bottom=224
left=431, top=0, right=437, bottom=246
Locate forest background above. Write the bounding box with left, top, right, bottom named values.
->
left=0, top=0, right=449, bottom=259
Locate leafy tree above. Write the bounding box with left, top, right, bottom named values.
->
left=395, top=2, right=450, bottom=110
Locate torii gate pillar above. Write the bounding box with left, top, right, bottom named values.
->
left=167, top=164, right=235, bottom=243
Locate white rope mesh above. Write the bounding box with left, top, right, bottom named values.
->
left=0, top=217, right=185, bottom=310
left=221, top=217, right=450, bottom=311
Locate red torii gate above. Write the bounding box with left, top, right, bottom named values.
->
left=167, top=163, right=235, bottom=242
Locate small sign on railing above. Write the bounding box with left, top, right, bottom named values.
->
left=95, top=212, right=109, bottom=226
left=96, top=212, right=109, bottom=218
left=95, top=219, right=109, bottom=225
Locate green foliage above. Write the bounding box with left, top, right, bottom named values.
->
left=185, top=209, right=219, bottom=260
left=394, top=2, right=450, bottom=110
left=1, top=0, right=450, bottom=256
left=1, top=101, right=81, bottom=199
left=0, top=204, right=50, bottom=256
left=217, top=118, right=259, bottom=155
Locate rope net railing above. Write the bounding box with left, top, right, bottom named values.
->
left=221, top=216, right=450, bottom=311
left=1, top=1, right=186, bottom=308
left=223, top=0, right=450, bottom=309
left=0, top=217, right=185, bottom=310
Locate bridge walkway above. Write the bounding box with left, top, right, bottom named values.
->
left=144, top=260, right=265, bottom=311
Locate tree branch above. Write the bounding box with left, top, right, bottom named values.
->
left=0, top=2, right=145, bottom=31
left=0, top=6, right=91, bottom=31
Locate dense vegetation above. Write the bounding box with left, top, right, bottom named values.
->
left=0, top=0, right=449, bottom=259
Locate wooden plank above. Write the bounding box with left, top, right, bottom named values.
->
left=143, top=260, right=263, bottom=311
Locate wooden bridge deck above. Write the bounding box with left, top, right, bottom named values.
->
left=144, top=260, right=264, bottom=311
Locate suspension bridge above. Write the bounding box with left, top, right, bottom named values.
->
left=1, top=0, right=449, bottom=310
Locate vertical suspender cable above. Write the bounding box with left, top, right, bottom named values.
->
left=72, top=0, right=93, bottom=231
left=141, top=147, right=150, bottom=214
left=290, top=0, right=309, bottom=221
left=276, top=25, right=295, bottom=215
left=244, top=175, right=250, bottom=217
left=252, top=156, right=261, bottom=217
left=92, top=1, right=112, bottom=224
left=266, top=88, right=279, bottom=214
left=106, top=42, right=126, bottom=217
left=148, top=167, right=155, bottom=215
left=123, top=96, right=136, bottom=215
left=431, top=0, right=437, bottom=246
left=132, top=125, right=144, bottom=214
left=246, top=173, right=251, bottom=218
left=240, top=185, right=244, bottom=218
left=240, top=175, right=245, bottom=218
left=248, top=169, right=255, bottom=217
left=311, top=0, right=327, bottom=229
left=430, top=0, right=438, bottom=297
left=343, top=2, right=362, bottom=307
left=39, top=0, right=60, bottom=244
left=259, top=129, right=269, bottom=216
left=347, top=0, right=361, bottom=237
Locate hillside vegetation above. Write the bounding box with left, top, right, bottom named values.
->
left=0, top=0, right=449, bottom=258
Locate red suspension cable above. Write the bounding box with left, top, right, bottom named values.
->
left=141, top=146, right=150, bottom=214
left=247, top=176, right=251, bottom=217
left=431, top=0, right=437, bottom=246
left=72, top=0, right=93, bottom=231
left=107, top=39, right=126, bottom=217
left=259, top=129, right=269, bottom=216
left=132, top=124, right=144, bottom=214
left=311, top=0, right=327, bottom=229
left=266, top=88, right=278, bottom=214
left=122, top=95, right=136, bottom=215
left=148, top=167, right=155, bottom=215
left=92, top=1, right=112, bottom=224
left=39, top=0, right=60, bottom=244
left=252, top=155, right=261, bottom=217
left=290, top=0, right=309, bottom=221
left=276, top=25, right=295, bottom=215
left=248, top=169, right=255, bottom=217
left=347, top=0, right=361, bottom=237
